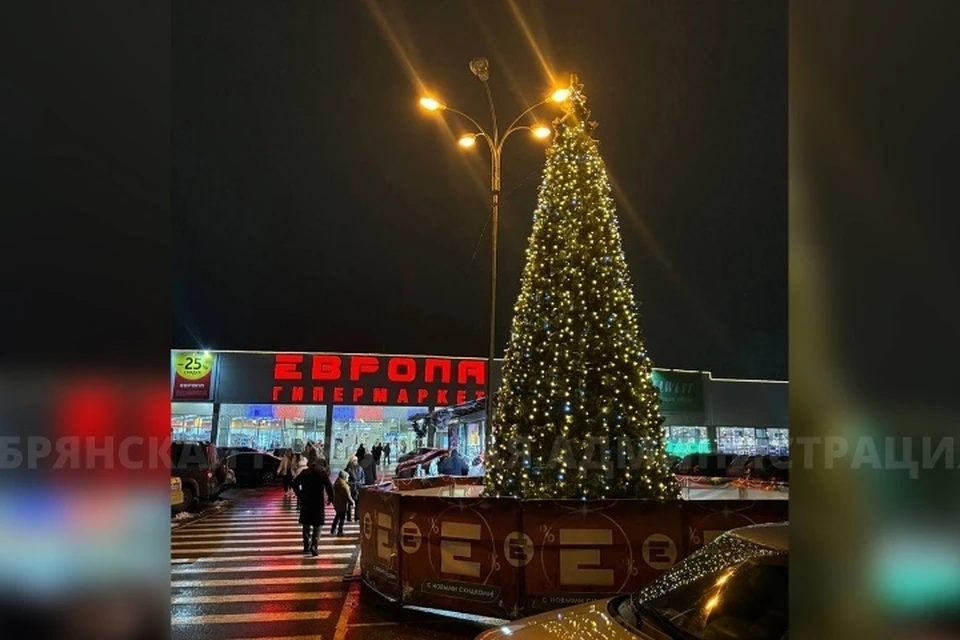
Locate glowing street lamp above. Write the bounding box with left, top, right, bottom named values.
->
left=419, top=96, right=444, bottom=111
left=418, top=59, right=572, bottom=442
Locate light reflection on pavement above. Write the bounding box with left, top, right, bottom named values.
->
left=171, top=486, right=488, bottom=640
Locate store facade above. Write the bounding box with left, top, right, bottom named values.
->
left=171, top=350, right=491, bottom=471
left=170, top=351, right=788, bottom=469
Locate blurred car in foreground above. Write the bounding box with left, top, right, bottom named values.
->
left=223, top=451, right=282, bottom=486
left=476, top=522, right=788, bottom=640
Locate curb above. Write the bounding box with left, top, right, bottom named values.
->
left=171, top=498, right=234, bottom=531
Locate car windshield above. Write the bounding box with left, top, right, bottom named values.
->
left=631, top=534, right=787, bottom=640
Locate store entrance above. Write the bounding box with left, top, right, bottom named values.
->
left=217, top=404, right=327, bottom=454
left=328, top=405, right=426, bottom=473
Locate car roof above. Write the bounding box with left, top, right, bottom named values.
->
left=726, top=522, right=788, bottom=551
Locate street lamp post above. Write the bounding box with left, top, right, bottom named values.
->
left=419, top=59, right=570, bottom=451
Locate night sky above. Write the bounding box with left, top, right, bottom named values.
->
left=173, top=0, right=786, bottom=380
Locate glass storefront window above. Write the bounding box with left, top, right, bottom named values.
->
left=171, top=402, right=214, bottom=442
left=329, top=406, right=426, bottom=470
left=662, top=426, right=710, bottom=457
left=218, top=404, right=327, bottom=453
left=766, top=428, right=789, bottom=456
left=717, top=427, right=759, bottom=455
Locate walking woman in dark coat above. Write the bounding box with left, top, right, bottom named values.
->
left=292, top=459, right=334, bottom=556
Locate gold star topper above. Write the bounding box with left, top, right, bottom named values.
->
left=556, top=73, right=598, bottom=133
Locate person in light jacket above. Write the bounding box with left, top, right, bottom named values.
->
left=277, top=449, right=294, bottom=495
left=331, top=470, right=354, bottom=537
left=345, top=456, right=364, bottom=521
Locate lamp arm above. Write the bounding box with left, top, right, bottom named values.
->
left=445, top=106, right=492, bottom=144
left=499, top=99, right=550, bottom=150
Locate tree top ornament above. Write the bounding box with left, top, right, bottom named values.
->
left=555, top=74, right=598, bottom=135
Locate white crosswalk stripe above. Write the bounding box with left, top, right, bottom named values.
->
left=172, top=576, right=342, bottom=588
left=172, top=487, right=363, bottom=639
left=172, top=545, right=354, bottom=554
left=172, top=611, right=332, bottom=624
left=172, top=592, right=345, bottom=604
left=172, top=536, right=358, bottom=545
left=172, top=552, right=355, bottom=563
left=173, top=562, right=348, bottom=574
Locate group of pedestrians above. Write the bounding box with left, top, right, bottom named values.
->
left=357, top=442, right=390, bottom=467
left=353, top=441, right=390, bottom=482
left=275, top=444, right=366, bottom=556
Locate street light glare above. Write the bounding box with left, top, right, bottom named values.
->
left=458, top=134, right=477, bottom=148
left=420, top=96, right=443, bottom=111
left=533, top=126, right=551, bottom=139
left=551, top=88, right=571, bottom=103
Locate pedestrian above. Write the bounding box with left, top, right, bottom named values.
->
left=346, top=456, right=364, bottom=521
left=331, top=470, right=354, bottom=537
left=438, top=449, right=470, bottom=476
left=383, top=442, right=391, bottom=466
left=292, top=458, right=334, bottom=556
left=356, top=442, right=366, bottom=462
left=361, top=451, right=377, bottom=485
left=278, top=448, right=295, bottom=495
left=372, top=442, right=382, bottom=466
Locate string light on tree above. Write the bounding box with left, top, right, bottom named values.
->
left=484, top=76, right=680, bottom=501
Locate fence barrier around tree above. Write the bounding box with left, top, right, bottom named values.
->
left=358, top=476, right=788, bottom=620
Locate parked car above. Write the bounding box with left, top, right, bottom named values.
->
left=476, top=522, right=788, bottom=640
left=394, top=447, right=448, bottom=478
left=674, top=453, right=736, bottom=477
left=217, top=446, right=259, bottom=459
left=171, top=441, right=221, bottom=508
left=727, top=455, right=790, bottom=482
left=223, top=451, right=282, bottom=486
left=170, top=476, right=185, bottom=512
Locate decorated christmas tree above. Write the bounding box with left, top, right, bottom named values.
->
left=486, top=77, right=680, bottom=501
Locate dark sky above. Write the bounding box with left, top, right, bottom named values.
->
left=173, top=0, right=786, bottom=380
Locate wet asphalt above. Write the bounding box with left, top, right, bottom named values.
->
left=171, top=485, right=489, bottom=640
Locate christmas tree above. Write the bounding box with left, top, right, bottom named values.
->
left=486, top=77, right=680, bottom=501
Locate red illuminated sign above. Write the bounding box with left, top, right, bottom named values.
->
left=268, top=354, right=486, bottom=406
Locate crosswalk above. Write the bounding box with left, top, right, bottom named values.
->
left=172, top=487, right=361, bottom=640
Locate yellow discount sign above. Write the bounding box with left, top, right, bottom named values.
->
left=172, top=351, right=215, bottom=398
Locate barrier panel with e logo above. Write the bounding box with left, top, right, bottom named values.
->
left=359, top=488, right=401, bottom=599
left=521, top=500, right=684, bottom=612
left=398, top=495, right=523, bottom=619
left=359, top=478, right=788, bottom=619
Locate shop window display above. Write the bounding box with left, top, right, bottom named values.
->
left=218, top=404, right=327, bottom=452
left=171, top=402, right=213, bottom=442
left=330, top=405, right=426, bottom=470
left=765, top=427, right=789, bottom=456
left=661, top=426, right=711, bottom=457
left=451, top=420, right=485, bottom=463
left=717, top=427, right=760, bottom=455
